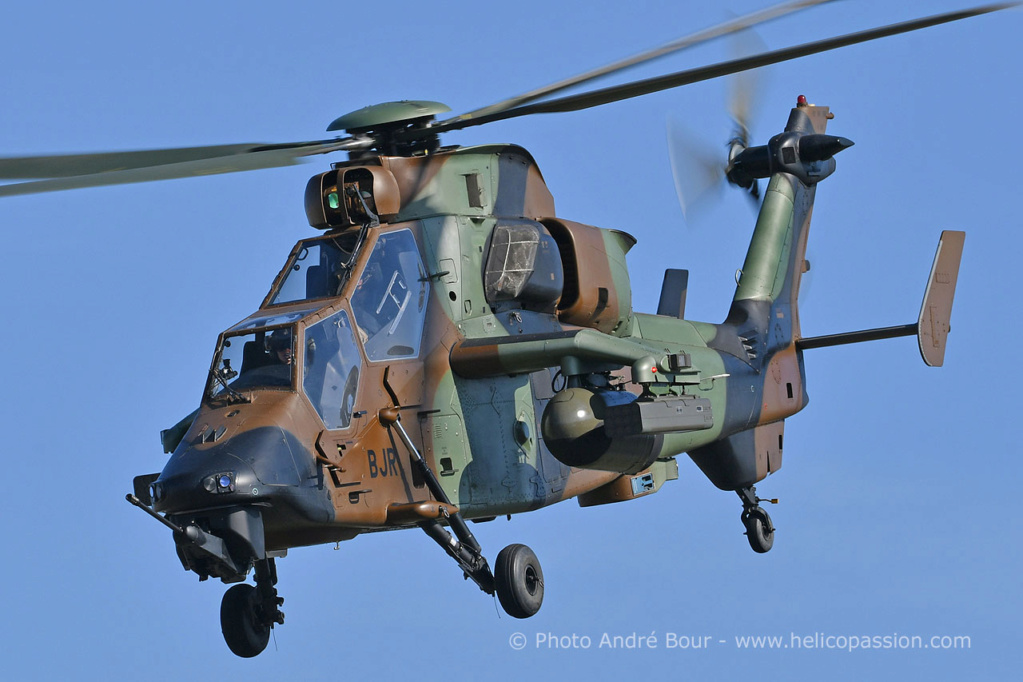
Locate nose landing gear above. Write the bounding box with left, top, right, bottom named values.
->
left=220, top=558, right=285, bottom=658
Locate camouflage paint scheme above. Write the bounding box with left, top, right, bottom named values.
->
left=122, top=81, right=969, bottom=658
left=0, top=0, right=988, bottom=656
left=149, top=102, right=832, bottom=556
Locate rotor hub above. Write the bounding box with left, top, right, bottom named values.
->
left=327, top=100, right=451, bottom=157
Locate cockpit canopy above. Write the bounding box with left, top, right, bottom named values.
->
left=268, top=231, right=361, bottom=306
left=205, top=227, right=430, bottom=431
left=205, top=307, right=318, bottom=401
left=204, top=308, right=362, bottom=431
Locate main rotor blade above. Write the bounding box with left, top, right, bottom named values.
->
left=439, top=0, right=836, bottom=127
left=0, top=138, right=369, bottom=197
left=0, top=143, right=283, bottom=180
left=428, top=3, right=1014, bottom=134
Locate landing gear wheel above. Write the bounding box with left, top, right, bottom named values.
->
left=221, top=583, right=271, bottom=658
left=743, top=507, right=774, bottom=554
left=494, top=543, right=544, bottom=619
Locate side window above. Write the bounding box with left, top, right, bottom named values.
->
left=351, top=230, right=429, bottom=361
left=302, top=310, right=361, bottom=430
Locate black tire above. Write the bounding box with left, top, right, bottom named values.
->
left=221, top=583, right=270, bottom=658
left=494, top=543, right=544, bottom=619
left=744, top=507, right=774, bottom=554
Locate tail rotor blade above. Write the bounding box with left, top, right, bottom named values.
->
left=727, top=27, right=769, bottom=145
left=666, top=115, right=724, bottom=223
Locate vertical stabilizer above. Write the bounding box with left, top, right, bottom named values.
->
left=657, top=269, right=689, bottom=318
left=727, top=103, right=837, bottom=351
left=918, top=230, right=965, bottom=367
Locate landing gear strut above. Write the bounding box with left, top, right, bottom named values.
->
left=383, top=410, right=544, bottom=618
left=737, top=486, right=775, bottom=554
left=220, top=558, right=285, bottom=658
left=421, top=517, right=544, bottom=619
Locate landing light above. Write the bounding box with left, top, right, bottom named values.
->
left=203, top=472, right=236, bottom=494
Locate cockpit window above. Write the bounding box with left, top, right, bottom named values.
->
left=270, top=233, right=361, bottom=306
left=206, top=325, right=295, bottom=400
left=302, top=309, right=361, bottom=430
left=350, top=229, right=429, bottom=362
left=227, top=306, right=318, bottom=334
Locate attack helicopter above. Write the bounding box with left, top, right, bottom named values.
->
left=0, top=0, right=1007, bottom=659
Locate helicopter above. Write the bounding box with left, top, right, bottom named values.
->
left=0, top=0, right=1008, bottom=660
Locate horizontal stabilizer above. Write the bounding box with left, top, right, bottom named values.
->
left=796, top=325, right=916, bottom=350
left=796, top=230, right=965, bottom=367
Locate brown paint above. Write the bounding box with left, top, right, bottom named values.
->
left=759, top=345, right=803, bottom=425
left=543, top=218, right=621, bottom=333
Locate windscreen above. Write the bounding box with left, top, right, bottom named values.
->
left=206, top=326, right=295, bottom=400
left=270, top=232, right=361, bottom=306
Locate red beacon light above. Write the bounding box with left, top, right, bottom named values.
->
left=796, top=94, right=808, bottom=107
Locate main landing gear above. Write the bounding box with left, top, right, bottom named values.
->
left=494, top=543, right=544, bottom=618
left=220, top=558, right=285, bottom=658
left=383, top=409, right=544, bottom=619
left=421, top=514, right=545, bottom=619
left=737, top=485, right=776, bottom=554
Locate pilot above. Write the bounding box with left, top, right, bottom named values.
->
left=267, top=328, right=293, bottom=365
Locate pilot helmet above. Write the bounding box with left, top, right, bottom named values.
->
left=266, top=328, right=293, bottom=352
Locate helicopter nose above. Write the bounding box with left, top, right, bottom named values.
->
left=153, top=448, right=260, bottom=514
left=153, top=426, right=315, bottom=515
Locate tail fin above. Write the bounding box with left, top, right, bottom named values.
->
left=721, top=101, right=850, bottom=353
left=795, top=230, right=965, bottom=367
left=917, top=231, right=964, bottom=367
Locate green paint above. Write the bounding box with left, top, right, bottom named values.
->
left=601, top=228, right=636, bottom=336
left=326, top=100, right=451, bottom=132
left=734, top=175, right=795, bottom=303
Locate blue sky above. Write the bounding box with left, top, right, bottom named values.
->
left=1, top=1, right=1020, bottom=680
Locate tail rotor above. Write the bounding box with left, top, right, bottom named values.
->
left=668, top=29, right=768, bottom=223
